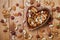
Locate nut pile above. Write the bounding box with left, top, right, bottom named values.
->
left=27, top=6, right=49, bottom=28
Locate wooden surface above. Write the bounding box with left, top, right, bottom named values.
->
left=0, top=0, right=60, bottom=40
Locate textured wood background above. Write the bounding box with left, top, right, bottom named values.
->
left=0, top=0, right=60, bottom=40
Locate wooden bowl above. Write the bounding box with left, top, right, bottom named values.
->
left=26, top=6, right=51, bottom=31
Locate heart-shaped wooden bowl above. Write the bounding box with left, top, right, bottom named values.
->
left=26, top=6, right=51, bottom=31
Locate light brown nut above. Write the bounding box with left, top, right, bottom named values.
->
left=3, top=23, right=7, bottom=26
left=2, top=9, right=7, bottom=14
left=44, top=1, right=49, bottom=5
left=50, top=1, right=55, bottom=7
left=19, top=4, right=24, bottom=9
left=17, top=35, right=23, bottom=38
left=13, top=13, right=19, bottom=16
left=3, top=13, right=10, bottom=18
left=11, top=6, right=16, bottom=11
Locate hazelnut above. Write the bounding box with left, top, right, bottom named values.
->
left=0, top=19, right=5, bottom=23
left=16, top=3, right=19, bottom=6
left=52, top=8, right=56, bottom=12
left=56, top=24, right=60, bottom=29
left=11, top=16, right=15, bottom=20
left=11, top=31, right=16, bottom=35
left=36, top=35, right=40, bottom=38
left=56, top=7, right=60, bottom=12
left=30, top=0, right=35, bottom=4
left=18, top=12, right=22, bottom=16
left=3, top=29, right=7, bottom=32
left=19, top=29, right=23, bottom=33
left=48, top=33, right=52, bottom=37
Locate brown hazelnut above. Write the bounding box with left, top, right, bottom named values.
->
left=0, top=19, right=5, bottom=23
left=52, top=8, right=56, bottom=12
left=3, top=29, right=7, bottom=32
left=56, top=25, right=60, bottom=29
left=36, top=35, right=40, bottom=38
left=48, top=33, right=52, bottom=37
left=19, top=29, right=23, bottom=33
left=56, top=7, right=60, bottom=12
left=16, top=3, right=19, bottom=6
left=11, top=31, right=16, bottom=35
left=11, top=16, right=15, bottom=20
left=30, top=0, right=35, bottom=4
left=18, top=12, right=22, bottom=16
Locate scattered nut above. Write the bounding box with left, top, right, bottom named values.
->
left=11, top=16, right=15, bottom=20
left=3, top=29, right=7, bottom=32
left=19, top=29, right=23, bottom=33
left=0, top=19, right=5, bottom=23
left=56, top=24, right=60, bottom=29
left=28, top=34, right=33, bottom=40
left=49, top=24, right=54, bottom=29
left=56, top=14, right=60, bottom=20
left=18, top=12, right=22, bottom=16
left=56, top=7, right=60, bottom=12
left=48, top=34, right=53, bottom=39
left=11, top=31, right=16, bottom=35
left=42, top=37, right=46, bottom=40
left=30, top=0, right=35, bottom=4
left=36, top=35, right=40, bottom=38
left=2, top=9, right=7, bottom=14
left=52, top=8, right=56, bottom=12
left=17, top=35, right=22, bottom=38
left=19, top=4, right=24, bottom=9
left=50, top=1, right=55, bottom=7
left=11, top=6, right=16, bottom=11
left=24, top=33, right=29, bottom=39
left=17, top=24, right=21, bottom=26
left=26, top=2, right=31, bottom=7
left=14, top=13, right=18, bottom=16
left=4, top=13, right=10, bottom=18
left=12, top=35, right=15, bottom=40
left=16, top=3, right=19, bottom=6
left=23, top=30, right=27, bottom=34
